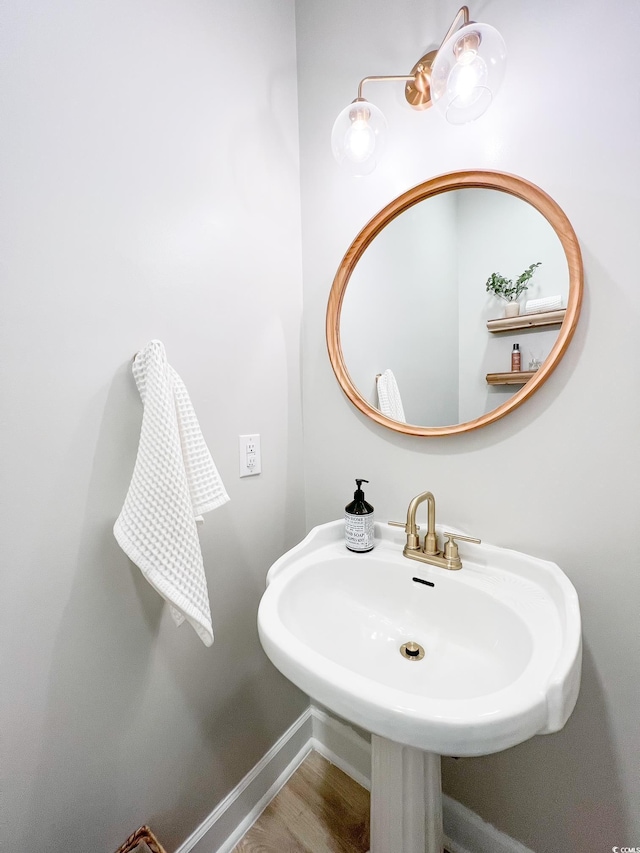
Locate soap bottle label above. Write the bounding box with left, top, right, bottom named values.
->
left=345, top=512, right=375, bottom=552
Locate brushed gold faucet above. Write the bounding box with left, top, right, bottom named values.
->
left=391, top=490, right=480, bottom=570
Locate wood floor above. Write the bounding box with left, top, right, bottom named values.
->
left=231, top=750, right=370, bottom=853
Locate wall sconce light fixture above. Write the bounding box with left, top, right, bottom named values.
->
left=331, top=6, right=507, bottom=175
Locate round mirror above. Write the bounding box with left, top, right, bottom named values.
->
left=326, top=171, right=583, bottom=436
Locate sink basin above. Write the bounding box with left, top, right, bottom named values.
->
left=258, top=520, right=581, bottom=757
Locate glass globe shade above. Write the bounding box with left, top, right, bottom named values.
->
left=430, top=22, right=506, bottom=125
left=331, top=99, right=388, bottom=176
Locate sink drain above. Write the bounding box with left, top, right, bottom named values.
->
left=400, top=641, right=425, bottom=661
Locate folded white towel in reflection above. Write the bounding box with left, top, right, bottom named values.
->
left=524, top=295, right=562, bottom=314
left=114, top=340, right=229, bottom=646
left=377, top=369, right=406, bottom=423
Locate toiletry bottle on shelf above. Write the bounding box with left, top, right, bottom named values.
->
left=345, top=479, right=375, bottom=552
left=511, top=343, right=521, bottom=372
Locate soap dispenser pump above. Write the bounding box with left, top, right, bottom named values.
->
left=345, top=479, right=375, bottom=552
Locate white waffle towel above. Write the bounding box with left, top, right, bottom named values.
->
left=377, top=369, right=406, bottom=423
left=114, top=340, right=229, bottom=646
left=524, top=295, right=562, bottom=314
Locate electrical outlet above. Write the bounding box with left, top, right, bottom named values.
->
left=239, top=434, right=261, bottom=477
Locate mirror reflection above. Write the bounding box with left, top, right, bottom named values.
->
left=339, top=189, right=569, bottom=428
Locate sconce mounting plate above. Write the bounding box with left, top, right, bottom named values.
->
left=405, top=49, right=437, bottom=111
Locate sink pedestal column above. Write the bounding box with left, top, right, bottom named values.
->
left=370, top=735, right=443, bottom=853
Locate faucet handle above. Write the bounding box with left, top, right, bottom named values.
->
left=443, top=532, right=481, bottom=570
left=389, top=521, right=420, bottom=531
left=443, top=532, right=481, bottom=545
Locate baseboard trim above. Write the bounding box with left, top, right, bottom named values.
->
left=175, top=706, right=313, bottom=853
left=176, top=702, right=534, bottom=853
left=443, top=793, right=535, bottom=853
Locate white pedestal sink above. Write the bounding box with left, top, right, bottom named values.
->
left=258, top=520, right=582, bottom=853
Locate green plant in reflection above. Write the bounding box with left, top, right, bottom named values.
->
left=485, top=262, right=542, bottom=302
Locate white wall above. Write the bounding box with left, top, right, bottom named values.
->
left=0, top=1, right=307, bottom=850
left=296, top=1, right=640, bottom=851
left=340, top=193, right=459, bottom=425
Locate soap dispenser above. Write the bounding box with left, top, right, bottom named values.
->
left=345, top=479, right=375, bottom=552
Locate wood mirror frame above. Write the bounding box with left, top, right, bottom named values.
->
left=326, top=170, right=583, bottom=436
